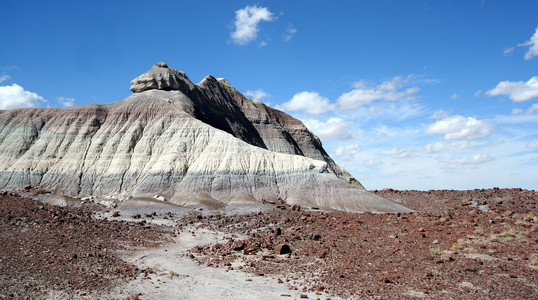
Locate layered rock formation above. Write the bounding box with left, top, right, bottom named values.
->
left=0, top=62, right=410, bottom=212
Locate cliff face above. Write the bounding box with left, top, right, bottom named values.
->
left=0, top=63, right=410, bottom=212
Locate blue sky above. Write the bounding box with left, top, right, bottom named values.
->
left=1, top=0, right=537, bottom=190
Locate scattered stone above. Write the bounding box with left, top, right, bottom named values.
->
left=384, top=277, right=397, bottom=284
left=311, top=234, right=321, bottom=241
left=274, top=244, right=292, bottom=255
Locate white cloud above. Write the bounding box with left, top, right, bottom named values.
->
left=486, top=76, right=538, bottom=102
left=517, top=26, right=538, bottom=60
left=231, top=5, right=274, bottom=45
left=303, top=118, right=352, bottom=140
left=0, top=74, right=10, bottom=84
left=527, top=138, right=538, bottom=149
left=364, top=159, right=383, bottom=166
left=283, top=25, right=297, bottom=42
left=0, top=84, right=46, bottom=110
left=503, top=47, right=515, bottom=55
left=381, top=147, right=415, bottom=159
left=244, top=89, right=270, bottom=100
left=527, top=103, right=538, bottom=114
left=367, top=102, right=425, bottom=120
left=334, top=143, right=361, bottom=160
left=416, top=141, right=471, bottom=154
left=450, top=93, right=459, bottom=99
left=474, top=90, right=483, bottom=97
left=337, top=75, right=419, bottom=109
left=429, top=109, right=451, bottom=119
left=436, top=154, right=493, bottom=165
left=58, top=96, right=75, bottom=107
left=426, top=119, right=492, bottom=142
left=371, top=125, right=420, bottom=140
left=425, top=115, right=493, bottom=140
left=280, top=91, right=334, bottom=115
left=511, top=108, right=524, bottom=115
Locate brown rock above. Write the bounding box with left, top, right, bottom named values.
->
left=274, top=244, right=292, bottom=255
left=384, top=277, right=397, bottom=284
left=233, top=241, right=246, bottom=251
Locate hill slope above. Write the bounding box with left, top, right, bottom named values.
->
left=0, top=62, right=409, bottom=212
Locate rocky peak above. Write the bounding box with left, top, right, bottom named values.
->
left=130, top=62, right=195, bottom=94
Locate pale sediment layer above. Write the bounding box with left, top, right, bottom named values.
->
left=0, top=63, right=410, bottom=212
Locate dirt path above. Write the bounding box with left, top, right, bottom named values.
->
left=111, top=226, right=337, bottom=299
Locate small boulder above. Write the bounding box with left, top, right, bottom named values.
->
left=274, top=244, right=291, bottom=255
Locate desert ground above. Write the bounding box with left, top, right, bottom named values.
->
left=0, top=188, right=536, bottom=299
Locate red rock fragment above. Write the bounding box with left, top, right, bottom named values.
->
left=384, top=277, right=397, bottom=284
left=233, top=241, right=246, bottom=251
left=274, top=244, right=292, bottom=255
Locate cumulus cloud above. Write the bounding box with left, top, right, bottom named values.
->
left=280, top=91, right=334, bottom=115
left=0, top=84, right=46, bottom=110
left=450, top=93, right=459, bottom=99
left=231, top=5, right=274, bottom=45
left=518, top=26, right=538, bottom=60
left=334, top=143, right=361, bottom=160
left=381, top=147, right=415, bottom=159
left=58, top=96, right=75, bottom=107
left=416, top=141, right=471, bottom=154
left=425, top=115, right=493, bottom=140
left=244, top=89, right=270, bottom=100
left=436, top=154, right=493, bottom=165
left=303, top=118, right=352, bottom=140
left=337, top=75, right=419, bottom=109
left=486, top=76, right=538, bottom=102
left=283, top=25, right=297, bottom=42
left=527, top=138, right=538, bottom=149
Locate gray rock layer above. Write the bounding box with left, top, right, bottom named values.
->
left=0, top=63, right=410, bottom=213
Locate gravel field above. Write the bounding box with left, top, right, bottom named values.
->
left=0, top=188, right=536, bottom=299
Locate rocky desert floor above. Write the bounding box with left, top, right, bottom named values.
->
left=0, top=188, right=536, bottom=299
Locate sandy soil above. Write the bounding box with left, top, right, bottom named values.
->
left=109, top=225, right=335, bottom=299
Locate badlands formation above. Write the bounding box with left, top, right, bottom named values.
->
left=0, top=62, right=409, bottom=213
